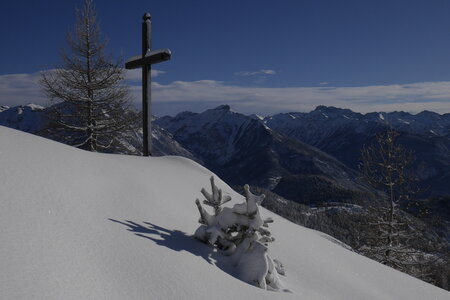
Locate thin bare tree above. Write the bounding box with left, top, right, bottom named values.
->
left=358, top=128, right=444, bottom=283
left=41, top=0, right=135, bottom=152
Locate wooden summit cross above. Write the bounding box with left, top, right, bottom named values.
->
left=126, top=13, right=171, bottom=157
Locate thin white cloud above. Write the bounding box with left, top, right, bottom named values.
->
left=125, top=69, right=166, bottom=81
left=0, top=69, right=167, bottom=108
left=235, top=69, right=277, bottom=76
left=1, top=71, right=450, bottom=116
left=319, top=81, right=329, bottom=85
left=147, top=80, right=450, bottom=116
left=0, top=71, right=47, bottom=106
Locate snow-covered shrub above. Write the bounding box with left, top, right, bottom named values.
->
left=194, top=176, right=286, bottom=290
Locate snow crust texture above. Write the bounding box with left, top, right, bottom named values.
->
left=0, top=126, right=449, bottom=300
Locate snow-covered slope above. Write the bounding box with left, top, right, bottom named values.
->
left=0, top=126, right=448, bottom=300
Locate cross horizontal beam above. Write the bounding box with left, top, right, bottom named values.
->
left=125, top=48, right=172, bottom=70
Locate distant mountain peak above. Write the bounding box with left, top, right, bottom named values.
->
left=249, top=114, right=264, bottom=121
left=315, top=105, right=333, bottom=111
left=313, top=105, right=356, bottom=115
left=314, top=105, right=340, bottom=111
left=388, top=110, right=410, bottom=116
left=416, top=110, right=439, bottom=117
left=212, top=104, right=231, bottom=111
left=24, top=103, right=45, bottom=110
left=173, top=111, right=197, bottom=120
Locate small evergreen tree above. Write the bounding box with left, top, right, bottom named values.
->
left=40, top=0, right=135, bottom=152
left=194, top=177, right=286, bottom=291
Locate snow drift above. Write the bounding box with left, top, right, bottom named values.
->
left=0, top=125, right=448, bottom=299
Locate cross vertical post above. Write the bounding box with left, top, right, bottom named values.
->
left=125, top=13, right=171, bottom=157
left=142, top=13, right=151, bottom=157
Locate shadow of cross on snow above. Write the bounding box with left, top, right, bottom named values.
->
left=108, top=219, right=203, bottom=255
left=108, top=219, right=238, bottom=279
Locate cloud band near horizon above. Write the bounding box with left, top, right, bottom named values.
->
left=1, top=71, right=450, bottom=116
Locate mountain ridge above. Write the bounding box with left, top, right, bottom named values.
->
left=262, top=105, right=450, bottom=197
left=155, top=105, right=378, bottom=206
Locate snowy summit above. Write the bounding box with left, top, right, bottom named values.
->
left=0, top=126, right=448, bottom=299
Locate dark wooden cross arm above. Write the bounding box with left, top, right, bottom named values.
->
left=125, top=49, right=172, bottom=70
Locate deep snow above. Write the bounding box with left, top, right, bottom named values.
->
left=0, top=126, right=448, bottom=300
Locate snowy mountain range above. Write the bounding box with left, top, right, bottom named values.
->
left=2, top=103, right=448, bottom=201
left=0, top=104, right=197, bottom=160
left=155, top=105, right=377, bottom=206
left=1, top=125, right=449, bottom=299
left=0, top=103, right=48, bottom=133
left=265, top=105, right=450, bottom=139
left=156, top=104, right=450, bottom=198
left=263, top=106, right=450, bottom=197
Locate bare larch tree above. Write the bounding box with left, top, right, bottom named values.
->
left=358, top=129, right=443, bottom=283
left=41, top=0, right=135, bottom=152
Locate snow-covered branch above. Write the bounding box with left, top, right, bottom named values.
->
left=194, top=177, right=286, bottom=291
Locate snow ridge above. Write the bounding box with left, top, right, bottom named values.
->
left=1, top=126, right=448, bottom=299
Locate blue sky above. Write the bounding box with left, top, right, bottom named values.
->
left=1, top=0, right=450, bottom=116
